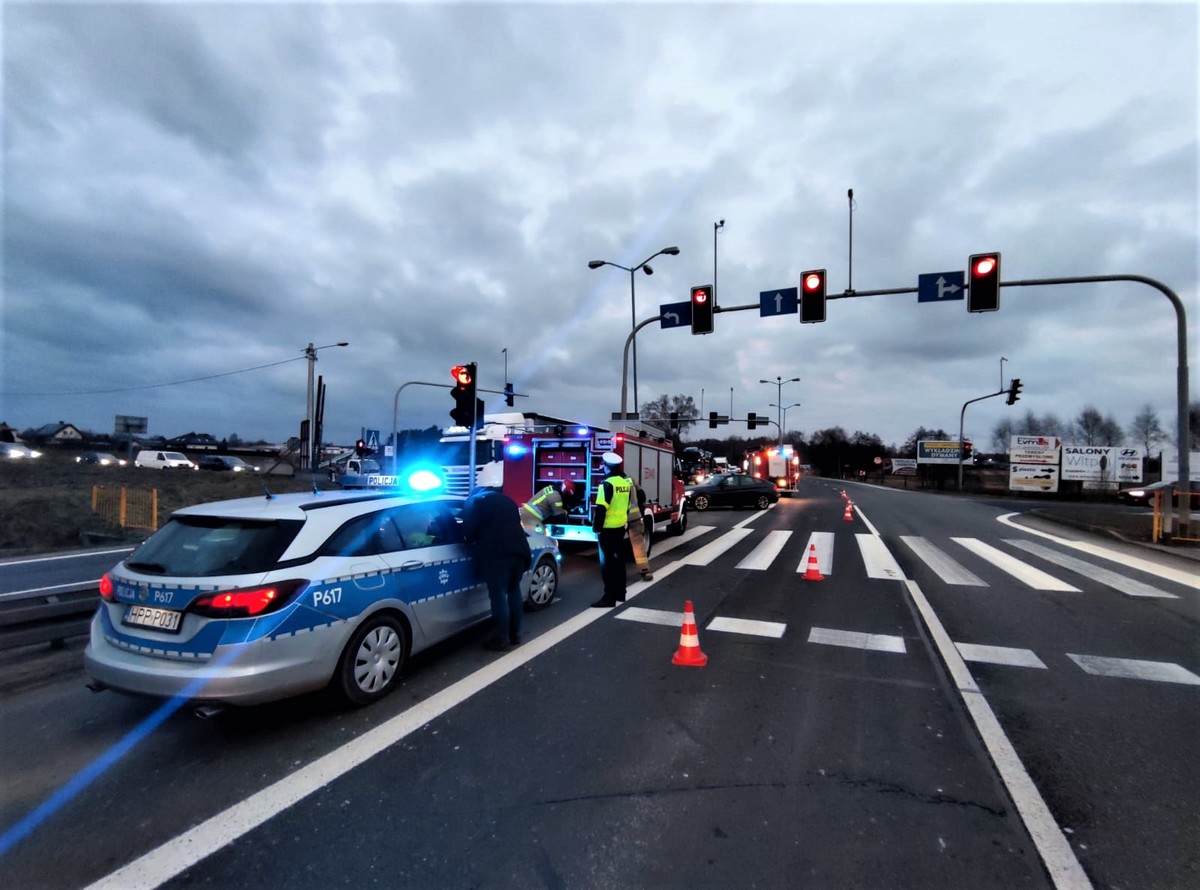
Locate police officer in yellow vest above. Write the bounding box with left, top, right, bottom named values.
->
left=591, top=452, right=634, bottom=607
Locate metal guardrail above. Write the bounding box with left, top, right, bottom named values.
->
left=0, top=584, right=98, bottom=652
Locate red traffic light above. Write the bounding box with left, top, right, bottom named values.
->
left=692, top=288, right=709, bottom=304
left=451, top=365, right=473, bottom=387
left=802, top=271, right=824, bottom=292
left=972, top=256, right=998, bottom=278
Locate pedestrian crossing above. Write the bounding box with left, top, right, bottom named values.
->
left=628, top=521, right=1197, bottom=688
left=667, top=523, right=1180, bottom=600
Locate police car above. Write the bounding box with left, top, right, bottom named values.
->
left=84, top=487, right=560, bottom=709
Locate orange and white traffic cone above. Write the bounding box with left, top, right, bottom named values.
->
left=802, top=544, right=824, bottom=581
left=671, top=600, right=708, bottom=667
left=843, top=500, right=855, bottom=521
left=840, top=489, right=848, bottom=500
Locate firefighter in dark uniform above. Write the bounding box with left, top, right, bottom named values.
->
left=520, top=479, right=576, bottom=534
left=591, top=452, right=634, bottom=607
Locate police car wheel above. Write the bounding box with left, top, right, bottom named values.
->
left=692, top=494, right=711, bottom=512
left=335, top=613, right=408, bottom=706
left=525, top=556, right=558, bottom=611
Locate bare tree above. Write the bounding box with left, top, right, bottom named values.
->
left=1128, top=404, right=1165, bottom=454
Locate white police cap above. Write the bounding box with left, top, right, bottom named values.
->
left=601, top=451, right=623, bottom=467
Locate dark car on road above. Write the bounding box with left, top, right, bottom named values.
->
left=685, top=472, right=779, bottom=511
left=75, top=451, right=126, bottom=467
left=1116, top=480, right=1200, bottom=508
left=196, top=455, right=259, bottom=473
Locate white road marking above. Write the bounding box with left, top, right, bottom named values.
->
left=678, top=527, right=755, bottom=566
left=902, top=579, right=1092, bottom=890
left=901, top=536, right=987, bottom=586
left=956, top=642, right=1047, bottom=669
left=651, top=524, right=715, bottom=558
left=796, top=531, right=835, bottom=575
left=807, top=626, right=907, bottom=653
left=952, top=538, right=1080, bottom=591
left=1003, top=539, right=1178, bottom=599
left=997, top=513, right=1200, bottom=590
left=735, top=530, right=792, bottom=570
left=707, top=616, right=787, bottom=638
left=1067, top=654, right=1200, bottom=685
left=855, top=533, right=906, bottom=580
left=616, top=606, right=685, bottom=627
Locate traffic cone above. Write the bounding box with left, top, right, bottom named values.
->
left=840, top=489, right=848, bottom=500
left=843, top=500, right=855, bottom=521
left=802, top=544, right=824, bottom=581
left=671, top=600, right=708, bottom=667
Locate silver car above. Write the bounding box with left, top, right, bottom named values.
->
left=84, top=490, right=560, bottom=708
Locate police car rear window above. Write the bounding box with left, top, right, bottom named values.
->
left=126, top=516, right=304, bottom=577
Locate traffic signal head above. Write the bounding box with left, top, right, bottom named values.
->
left=691, top=284, right=715, bottom=335
left=962, top=441, right=974, bottom=462
left=968, top=252, right=1001, bottom=312
left=747, top=412, right=759, bottom=430
left=1006, top=377, right=1023, bottom=406
left=355, top=439, right=367, bottom=457
left=709, top=411, right=719, bottom=429
left=669, top=411, right=679, bottom=431
left=504, top=382, right=515, bottom=407
left=800, top=269, right=827, bottom=323
left=450, top=362, right=478, bottom=426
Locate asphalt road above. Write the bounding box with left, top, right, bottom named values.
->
left=1, top=480, right=1196, bottom=889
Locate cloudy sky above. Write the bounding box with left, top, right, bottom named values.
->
left=2, top=1, right=1196, bottom=454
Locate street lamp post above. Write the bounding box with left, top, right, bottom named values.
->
left=760, top=376, right=800, bottom=446
left=770, top=402, right=802, bottom=435
left=304, top=341, right=349, bottom=470
left=588, top=246, right=680, bottom=416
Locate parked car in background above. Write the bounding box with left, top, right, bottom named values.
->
left=84, top=489, right=561, bottom=709
left=75, top=451, right=127, bottom=467
left=685, top=473, right=779, bottom=511
left=2, top=443, right=42, bottom=460
left=196, top=455, right=259, bottom=472
left=134, top=450, right=196, bottom=470
left=1117, top=480, right=1200, bottom=508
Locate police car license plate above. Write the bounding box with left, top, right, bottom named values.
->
left=123, top=605, right=182, bottom=633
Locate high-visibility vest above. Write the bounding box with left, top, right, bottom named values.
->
left=596, top=474, right=633, bottom=529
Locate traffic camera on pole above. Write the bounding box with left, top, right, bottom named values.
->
left=450, top=363, right=479, bottom=427
left=968, top=253, right=1001, bottom=312
left=800, top=269, right=827, bottom=323
left=691, top=284, right=715, bottom=335
left=1006, top=377, right=1023, bottom=405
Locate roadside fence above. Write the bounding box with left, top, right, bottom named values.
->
left=91, top=486, right=158, bottom=531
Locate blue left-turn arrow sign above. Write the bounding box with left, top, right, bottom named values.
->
left=759, top=287, right=798, bottom=317
left=659, top=300, right=692, bottom=329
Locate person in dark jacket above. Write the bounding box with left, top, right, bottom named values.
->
left=462, top=486, right=533, bottom=651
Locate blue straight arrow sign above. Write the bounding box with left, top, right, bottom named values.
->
left=659, top=300, right=692, bottom=329
left=918, top=271, right=966, bottom=303
left=759, top=287, right=798, bottom=317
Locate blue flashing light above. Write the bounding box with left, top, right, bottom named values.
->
left=406, top=469, right=444, bottom=493
left=576, top=427, right=589, bottom=436
left=506, top=443, right=528, bottom=458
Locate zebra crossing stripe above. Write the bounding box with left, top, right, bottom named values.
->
left=901, top=536, right=987, bottom=586
left=951, top=538, right=1080, bottom=591
left=652, top=524, right=715, bottom=559
left=707, top=616, right=787, bottom=638
left=956, top=642, right=1047, bottom=669
left=1003, top=539, right=1178, bottom=599
left=855, top=533, right=906, bottom=580
left=808, top=626, right=906, bottom=653
left=680, top=528, right=755, bottom=566
left=797, top=531, right=835, bottom=575
left=1067, top=654, right=1200, bottom=686
left=735, top=530, right=792, bottom=570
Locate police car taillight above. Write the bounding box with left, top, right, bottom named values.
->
left=191, top=580, right=308, bottom=618
left=99, top=573, right=115, bottom=602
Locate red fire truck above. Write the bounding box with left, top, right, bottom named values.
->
left=499, top=420, right=688, bottom=544
left=747, top=444, right=801, bottom=496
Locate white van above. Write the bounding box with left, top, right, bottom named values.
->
left=134, top=450, right=197, bottom=470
